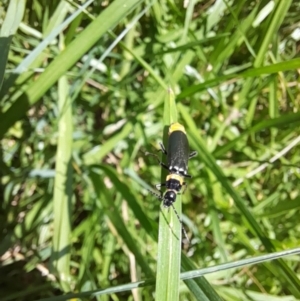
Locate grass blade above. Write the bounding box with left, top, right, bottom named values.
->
left=0, top=0, right=143, bottom=139
left=0, top=0, right=25, bottom=90
left=51, top=75, right=72, bottom=291
left=89, top=168, right=154, bottom=278
left=180, top=104, right=300, bottom=297
left=155, top=88, right=181, bottom=301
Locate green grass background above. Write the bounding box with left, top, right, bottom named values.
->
left=1, top=0, right=300, bottom=300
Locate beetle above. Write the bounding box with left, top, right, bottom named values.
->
left=146, top=122, right=197, bottom=241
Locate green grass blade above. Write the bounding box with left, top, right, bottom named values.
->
left=236, top=0, right=293, bottom=109
left=178, top=58, right=300, bottom=99
left=180, top=105, right=300, bottom=297
left=117, top=38, right=168, bottom=90
left=0, top=0, right=142, bottom=139
left=43, top=1, right=71, bottom=36
left=25, top=248, right=300, bottom=301
left=158, top=93, right=222, bottom=300
left=3, top=0, right=300, bottom=299
left=0, top=0, right=25, bottom=37
left=182, top=247, right=300, bottom=280
left=89, top=168, right=154, bottom=278
left=181, top=255, right=223, bottom=301
left=155, top=88, right=181, bottom=301
left=208, top=0, right=253, bottom=68
left=83, top=123, right=133, bottom=165
left=0, top=0, right=25, bottom=90
left=254, top=0, right=293, bottom=68
left=98, top=165, right=156, bottom=238
left=0, top=0, right=94, bottom=100
left=213, top=111, right=300, bottom=158
left=51, top=75, right=72, bottom=292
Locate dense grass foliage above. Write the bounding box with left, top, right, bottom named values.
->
left=1, top=0, right=300, bottom=300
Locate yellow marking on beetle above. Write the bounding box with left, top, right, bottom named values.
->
left=169, top=122, right=186, bottom=135
left=166, top=174, right=184, bottom=185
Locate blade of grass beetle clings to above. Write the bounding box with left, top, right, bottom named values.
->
left=51, top=75, right=72, bottom=292
left=155, top=91, right=222, bottom=300
left=155, top=87, right=181, bottom=301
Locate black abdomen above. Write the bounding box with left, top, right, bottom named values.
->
left=167, top=130, right=189, bottom=176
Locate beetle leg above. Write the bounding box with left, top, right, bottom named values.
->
left=155, top=183, right=166, bottom=191
left=183, top=172, right=192, bottom=178
left=158, top=142, right=168, bottom=155
left=145, top=152, right=169, bottom=171
left=182, top=182, right=187, bottom=194
left=189, top=151, right=197, bottom=159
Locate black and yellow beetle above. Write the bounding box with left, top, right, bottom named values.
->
left=146, top=122, right=197, bottom=241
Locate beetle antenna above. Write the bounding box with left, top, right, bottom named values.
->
left=170, top=203, right=190, bottom=244
left=147, top=189, right=190, bottom=244
left=147, top=189, right=165, bottom=200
